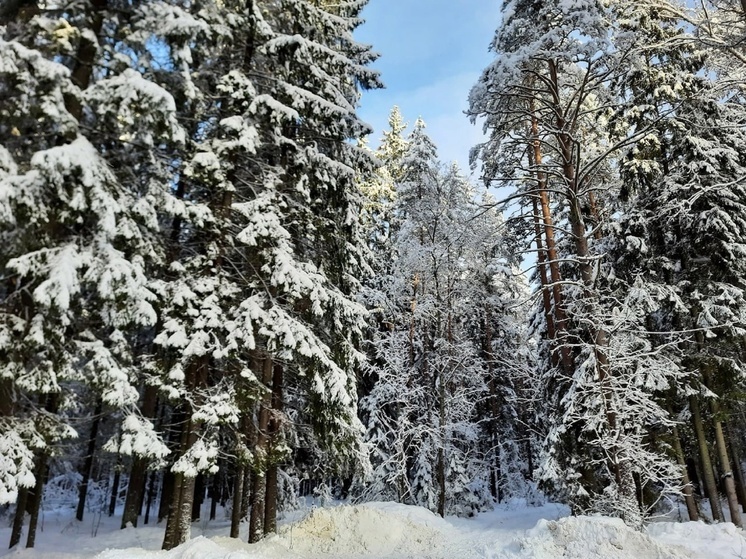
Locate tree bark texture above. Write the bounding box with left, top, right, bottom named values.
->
left=706, top=397, right=742, bottom=527
left=671, top=422, right=699, bottom=521
left=248, top=355, right=274, bottom=543
left=108, top=467, right=121, bottom=517
left=162, top=426, right=198, bottom=549
left=25, top=454, right=49, bottom=548
left=690, top=395, right=724, bottom=522
left=9, top=487, right=28, bottom=548
left=162, top=359, right=206, bottom=550
left=230, top=464, right=245, bottom=538
left=76, top=399, right=103, bottom=522
left=264, top=362, right=284, bottom=535
left=725, top=421, right=746, bottom=512
left=529, top=100, right=571, bottom=373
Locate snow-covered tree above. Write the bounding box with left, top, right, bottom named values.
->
left=608, top=0, right=746, bottom=526
left=360, top=116, right=529, bottom=516
left=469, top=0, right=686, bottom=523
left=130, top=0, right=384, bottom=547
left=0, top=10, right=178, bottom=544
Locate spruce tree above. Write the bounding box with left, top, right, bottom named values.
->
left=360, top=116, right=529, bottom=516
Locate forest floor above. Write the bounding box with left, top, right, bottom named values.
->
left=1, top=499, right=745, bottom=559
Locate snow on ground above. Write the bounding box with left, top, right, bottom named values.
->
left=1, top=500, right=744, bottom=559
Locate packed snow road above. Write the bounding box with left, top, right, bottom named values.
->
left=2, top=502, right=744, bottom=559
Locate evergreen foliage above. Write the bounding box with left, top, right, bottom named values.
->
left=1, top=0, right=746, bottom=545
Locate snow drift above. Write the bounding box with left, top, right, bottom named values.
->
left=273, top=502, right=449, bottom=557
left=7, top=502, right=745, bottom=559
left=493, top=516, right=690, bottom=559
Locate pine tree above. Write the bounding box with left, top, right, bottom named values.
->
left=469, top=0, right=685, bottom=523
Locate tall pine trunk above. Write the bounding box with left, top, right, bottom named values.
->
left=690, top=395, right=724, bottom=522
left=25, top=394, right=60, bottom=548
left=530, top=197, right=556, bottom=343
left=76, top=399, right=103, bottom=522
left=143, top=470, right=158, bottom=525
left=230, top=464, right=245, bottom=538
left=671, top=421, right=699, bottom=521
left=529, top=98, right=571, bottom=373
left=9, top=487, right=28, bottom=549
left=25, top=454, right=49, bottom=549
left=725, top=421, right=746, bottom=512
left=547, top=59, right=624, bottom=500
left=248, top=355, right=274, bottom=543
left=108, top=463, right=121, bottom=517
left=704, top=385, right=742, bottom=527
left=264, top=363, right=284, bottom=535
left=161, top=432, right=197, bottom=549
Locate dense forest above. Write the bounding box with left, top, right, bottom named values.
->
left=0, top=0, right=745, bottom=552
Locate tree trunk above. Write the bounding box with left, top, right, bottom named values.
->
left=76, top=399, right=103, bottom=522
left=230, top=464, right=245, bottom=538
left=122, top=384, right=159, bottom=528
left=0, top=378, right=13, bottom=417
left=121, top=457, right=148, bottom=529
left=248, top=355, right=274, bottom=543
left=209, top=476, right=218, bottom=521
left=192, top=474, right=204, bottom=522
left=530, top=197, right=556, bottom=342
left=25, top=454, right=49, bottom=548
left=725, top=422, right=746, bottom=512
left=529, top=99, right=571, bottom=373
left=9, top=487, right=28, bottom=548
left=264, top=466, right=278, bottom=534
left=483, top=304, right=500, bottom=503
left=162, top=424, right=198, bottom=549
left=161, top=472, right=184, bottom=549
left=158, top=470, right=174, bottom=522
left=547, top=59, right=624, bottom=497
left=633, top=471, right=644, bottom=512
left=707, top=400, right=741, bottom=527
left=23, top=393, right=61, bottom=548
left=65, top=0, right=107, bottom=121
left=108, top=466, right=121, bottom=517
left=158, top=406, right=181, bottom=523
left=671, top=422, right=699, bottom=521
left=690, top=395, right=724, bottom=522
left=162, top=357, right=208, bottom=550
left=241, top=468, right=252, bottom=519
left=143, top=470, right=157, bottom=525
left=176, top=475, right=197, bottom=544
left=264, top=362, right=284, bottom=535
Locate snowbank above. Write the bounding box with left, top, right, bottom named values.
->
left=98, top=537, right=245, bottom=559
left=4, top=501, right=746, bottom=559
left=647, top=520, right=746, bottom=559
left=273, top=502, right=448, bottom=557
left=491, top=515, right=690, bottom=559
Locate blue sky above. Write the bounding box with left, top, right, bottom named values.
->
left=354, top=1, right=501, bottom=176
